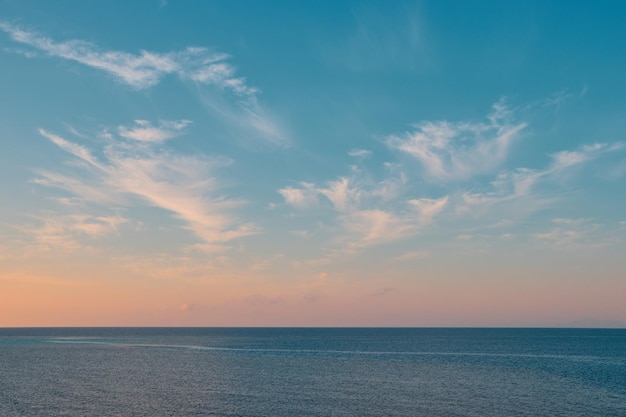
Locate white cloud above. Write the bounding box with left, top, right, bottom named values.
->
left=1, top=22, right=290, bottom=148
left=348, top=148, right=372, bottom=158
left=279, top=168, right=445, bottom=250
left=240, top=100, right=289, bottom=147
left=36, top=126, right=257, bottom=247
left=280, top=165, right=405, bottom=213
left=0, top=22, right=254, bottom=94
left=386, top=100, right=526, bottom=182
left=193, top=79, right=290, bottom=148
left=188, top=62, right=257, bottom=96
left=408, top=196, right=448, bottom=223
left=458, top=141, right=626, bottom=216
left=278, top=182, right=319, bottom=209
left=550, top=150, right=589, bottom=170
left=542, top=89, right=576, bottom=110
left=342, top=209, right=416, bottom=249
left=341, top=196, right=446, bottom=249
left=118, top=120, right=191, bottom=143
left=38, top=129, right=104, bottom=170
left=280, top=110, right=624, bottom=255
left=319, top=177, right=360, bottom=212
left=34, top=171, right=119, bottom=205
left=549, top=142, right=624, bottom=171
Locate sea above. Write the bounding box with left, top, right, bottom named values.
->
left=0, top=327, right=625, bottom=416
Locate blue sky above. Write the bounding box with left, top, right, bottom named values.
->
left=1, top=1, right=625, bottom=326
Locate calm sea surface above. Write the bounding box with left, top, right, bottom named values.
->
left=0, top=328, right=625, bottom=416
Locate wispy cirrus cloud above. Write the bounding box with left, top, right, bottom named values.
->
left=348, top=148, right=372, bottom=158
left=460, top=141, right=626, bottom=213
left=118, top=120, right=191, bottom=143
left=35, top=123, right=257, bottom=251
left=16, top=213, right=130, bottom=252
left=1, top=21, right=291, bottom=150
left=279, top=96, right=625, bottom=255
left=549, top=142, right=625, bottom=171
left=386, top=100, right=526, bottom=182
left=38, top=129, right=104, bottom=170
left=0, top=22, right=291, bottom=147
left=531, top=218, right=623, bottom=250
left=278, top=182, right=319, bottom=209
left=342, top=209, right=414, bottom=249
left=279, top=165, right=446, bottom=250
left=348, top=195, right=449, bottom=248
left=0, top=21, right=254, bottom=94
left=408, top=196, right=448, bottom=224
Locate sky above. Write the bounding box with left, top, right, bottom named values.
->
left=1, top=1, right=625, bottom=327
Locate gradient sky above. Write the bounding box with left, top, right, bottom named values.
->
left=1, top=1, right=625, bottom=327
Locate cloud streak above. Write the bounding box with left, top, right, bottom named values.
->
left=460, top=141, right=626, bottom=212
left=279, top=98, right=625, bottom=255
left=35, top=124, right=257, bottom=250
left=0, top=22, right=255, bottom=93
left=532, top=218, right=608, bottom=250
left=1, top=22, right=290, bottom=148
left=386, top=100, right=526, bottom=182
left=17, top=213, right=130, bottom=252
left=279, top=166, right=446, bottom=250
left=118, top=120, right=191, bottom=143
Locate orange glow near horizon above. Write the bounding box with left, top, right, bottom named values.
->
left=3, top=264, right=625, bottom=327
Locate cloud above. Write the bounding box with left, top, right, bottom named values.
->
left=196, top=91, right=290, bottom=148
left=408, top=196, right=448, bottom=223
left=278, top=91, right=625, bottom=257
left=1, top=22, right=289, bottom=148
left=459, top=141, right=626, bottom=216
left=348, top=148, right=372, bottom=158
left=34, top=171, right=118, bottom=205
left=278, top=182, right=319, bottom=209
left=17, top=213, right=130, bottom=252
left=459, top=168, right=543, bottom=213
left=533, top=218, right=598, bottom=250
left=35, top=126, right=257, bottom=248
left=280, top=165, right=406, bottom=212
left=319, top=177, right=360, bottom=212
left=386, top=100, right=526, bottom=182
left=38, top=129, right=104, bottom=170
left=118, top=120, right=191, bottom=143
left=342, top=209, right=416, bottom=249
left=549, top=142, right=624, bottom=171
left=0, top=22, right=255, bottom=94
left=341, top=196, right=446, bottom=250
left=279, top=167, right=444, bottom=250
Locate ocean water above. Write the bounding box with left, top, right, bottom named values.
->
left=0, top=328, right=625, bottom=416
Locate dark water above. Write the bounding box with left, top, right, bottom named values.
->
left=0, top=328, right=625, bottom=416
